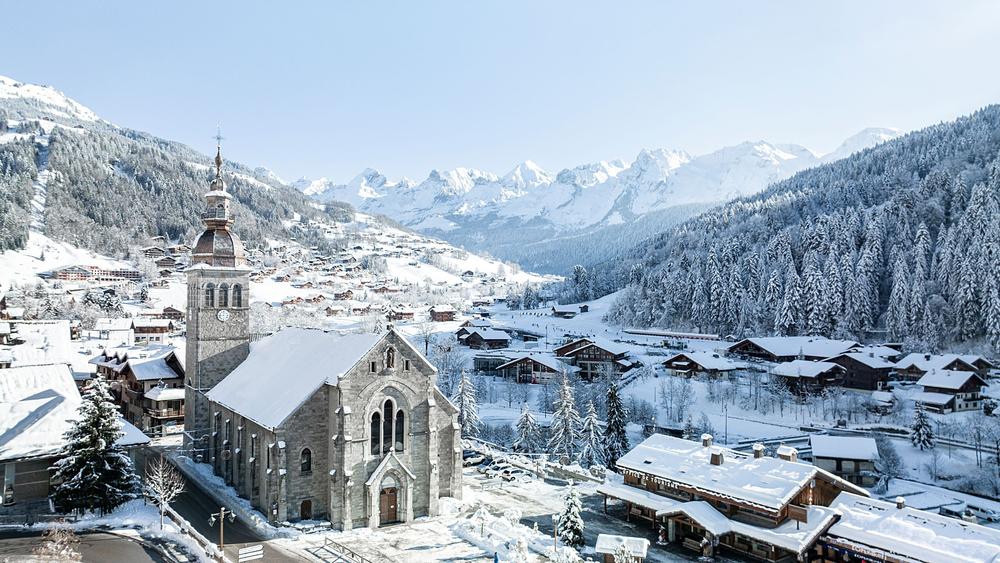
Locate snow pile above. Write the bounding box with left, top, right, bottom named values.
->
left=452, top=505, right=573, bottom=562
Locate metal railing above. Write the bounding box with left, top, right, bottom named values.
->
left=322, top=537, right=383, bottom=563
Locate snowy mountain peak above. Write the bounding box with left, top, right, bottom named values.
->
left=0, top=75, right=99, bottom=122
left=503, top=160, right=552, bottom=189
left=823, top=127, right=904, bottom=162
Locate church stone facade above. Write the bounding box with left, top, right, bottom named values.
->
left=183, top=145, right=462, bottom=529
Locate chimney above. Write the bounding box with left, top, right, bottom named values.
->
left=701, top=434, right=713, bottom=448
left=777, top=445, right=798, bottom=462
left=895, top=497, right=906, bottom=510
left=752, top=443, right=765, bottom=459
left=710, top=448, right=724, bottom=466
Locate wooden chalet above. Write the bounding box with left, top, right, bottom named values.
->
left=809, top=436, right=879, bottom=487
left=334, top=289, right=354, bottom=300
left=728, top=337, right=858, bottom=363
left=131, top=318, right=174, bottom=345
left=558, top=339, right=633, bottom=381
left=429, top=305, right=456, bottom=322
left=551, top=306, right=578, bottom=319
left=496, top=354, right=574, bottom=384
left=90, top=344, right=185, bottom=435
left=597, top=434, right=867, bottom=562
left=472, top=352, right=514, bottom=377
left=663, top=351, right=739, bottom=378
left=823, top=352, right=893, bottom=391
left=460, top=329, right=510, bottom=350
left=893, top=353, right=991, bottom=381
left=914, top=369, right=989, bottom=413
left=553, top=337, right=593, bottom=357
left=770, top=360, right=844, bottom=394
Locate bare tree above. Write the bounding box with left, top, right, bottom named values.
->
left=145, top=455, right=186, bottom=530
left=417, top=321, right=435, bottom=355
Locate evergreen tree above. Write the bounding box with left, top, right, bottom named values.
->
left=512, top=404, right=542, bottom=453
left=578, top=401, right=603, bottom=468
left=682, top=416, right=696, bottom=440
left=50, top=376, right=138, bottom=515
left=911, top=404, right=935, bottom=451
left=603, top=382, right=630, bottom=470
left=547, top=373, right=581, bottom=461
left=453, top=370, right=481, bottom=438
left=556, top=482, right=585, bottom=548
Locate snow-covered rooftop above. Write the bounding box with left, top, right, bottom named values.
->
left=205, top=328, right=383, bottom=430
left=665, top=351, right=739, bottom=371
left=916, top=369, right=984, bottom=390
left=144, top=386, right=185, bottom=402
left=894, top=353, right=980, bottom=373
left=826, top=352, right=896, bottom=369
left=733, top=336, right=858, bottom=358
left=0, top=364, right=147, bottom=462
left=594, top=534, right=650, bottom=558
left=495, top=353, right=575, bottom=373
left=1, top=320, right=72, bottom=368
left=771, top=360, right=842, bottom=379
left=468, top=328, right=510, bottom=341
left=616, top=434, right=863, bottom=511
left=810, top=436, right=879, bottom=461
left=827, top=492, right=1000, bottom=563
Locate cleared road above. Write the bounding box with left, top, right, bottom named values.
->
left=0, top=530, right=166, bottom=562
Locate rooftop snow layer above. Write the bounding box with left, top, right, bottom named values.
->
left=827, top=492, right=1000, bottom=563
left=810, top=436, right=879, bottom=461
left=205, top=328, right=383, bottom=430
left=916, top=369, right=984, bottom=390
left=770, top=360, right=841, bottom=379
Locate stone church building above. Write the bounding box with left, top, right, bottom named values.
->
left=183, top=146, right=462, bottom=528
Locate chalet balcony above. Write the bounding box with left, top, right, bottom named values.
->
left=147, top=407, right=184, bottom=419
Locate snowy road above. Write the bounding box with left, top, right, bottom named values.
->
left=0, top=530, right=166, bottom=562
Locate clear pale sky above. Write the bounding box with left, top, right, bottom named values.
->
left=4, top=1, right=1000, bottom=182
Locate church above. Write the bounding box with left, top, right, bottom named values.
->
left=182, top=145, right=463, bottom=528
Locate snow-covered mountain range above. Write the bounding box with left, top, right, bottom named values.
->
left=293, top=128, right=903, bottom=271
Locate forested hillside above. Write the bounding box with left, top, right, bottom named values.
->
left=0, top=81, right=347, bottom=256
left=581, top=105, right=1000, bottom=351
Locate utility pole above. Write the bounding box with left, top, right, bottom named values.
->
left=209, top=506, right=235, bottom=550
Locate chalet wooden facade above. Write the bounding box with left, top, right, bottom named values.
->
left=770, top=360, right=844, bottom=394
left=823, top=353, right=893, bottom=391
left=429, top=306, right=456, bottom=322
left=728, top=337, right=858, bottom=363
left=90, top=345, right=185, bottom=435
left=598, top=434, right=867, bottom=563
left=662, top=351, right=738, bottom=378
left=496, top=354, right=571, bottom=384
left=893, top=353, right=990, bottom=381
left=914, top=369, right=988, bottom=413
left=559, top=340, right=633, bottom=380
left=460, top=329, right=510, bottom=350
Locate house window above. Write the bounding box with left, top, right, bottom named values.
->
left=300, top=448, right=312, bottom=474
left=218, top=284, right=229, bottom=307
left=232, top=284, right=243, bottom=308
left=370, top=411, right=381, bottom=455
left=205, top=283, right=216, bottom=307
left=382, top=400, right=393, bottom=453
left=395, top=409, right=404, bottom=451
left=404, top=359, right=411, bottom=371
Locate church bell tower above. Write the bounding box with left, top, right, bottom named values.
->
left=183, top=138, right=250, bottom=456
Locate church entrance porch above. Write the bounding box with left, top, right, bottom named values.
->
left=379, top=486, right=399, bottom=525
left=300, top=499, right=313, bottom=520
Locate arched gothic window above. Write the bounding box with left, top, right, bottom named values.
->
left=204, top=283, right=215, bottom=307
left=300, top=448, right=312, bottom=473
left=370, top=411, right=381, bottom=455
left=382, top=400, right=393, bottom=453
left=232, top=284, right=243, bottom=308
left=218, top=283, right=229, bottom=308
left=394, top=409, right=404, bottom=452
left=386, top=347, right=395, bottom=369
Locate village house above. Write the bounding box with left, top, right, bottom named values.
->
left=472, top=352, right=515, bottom=377
left=0, top=320, right=73, bottom=369
left=809, top=436, right=879, bottom=487
left=770, top=360, right=845, bottom=394
left=597, top=434, right=867, bottom=562
left=141, top=245, right=167, bottom=258
left=814, top=493, right=1000, bottom=563
left=557, top=338, right=634, bottom=381
left=663, top=351, right=739, bottom=378
left=553, top=337, right=593, bottom=357
left=132, top=318, right=174, bottom=345
left=728, top=336, right=859, bottom=363
left=89, top=344, right=186, bottom=435
left=496, top=354, right=576, bottom=384
left=913, top=369, right=988, bottom=413
left=334, top=289, right=354, bottom=300
left=94, top=317, right=135, bottom=345
left=893, top=353, right=992, bottom=381
left=429, top=305, right=456, bottom=322
left=823, top=352, right=894, bottom=391
left=460, top=328, right=511, bottom=350
left=0, top=364, right=149, bottom=510
left=388, top=307, right=416, bottom=322
left=551, top=306, right=578, bottom=319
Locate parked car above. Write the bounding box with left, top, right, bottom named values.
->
left=968, top=505, right=1000, bottom=523
left=462, top=450, right=486, bottom=467
left=500, top=468, right=533, bottom=483
left=484, top=463, right=513, bottom=478
left=478, top=458, right=505, bottom=474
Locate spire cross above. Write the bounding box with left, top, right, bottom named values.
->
left=213, top=126, right=224, bottom=179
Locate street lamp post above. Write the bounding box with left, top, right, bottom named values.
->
left=551, top=513, right=560, bottom=553
left=208, top=506, right=236, bottom=550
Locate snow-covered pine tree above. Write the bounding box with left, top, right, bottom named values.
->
left=556, top=482, right=585, bottom=548
left=453, top=370, right=481, bottom=438
left=50, top=376, right=138, bottom=515
left=911, top=404, right=935, bottom=451
left=513, top=404, right=542, bottom=453
left=603, top=382, right=630, bottom=470
left=578, top=401, right=603, bottom=468
left=612, top=543, right=634, bottom=563
left=682, top=416, right=696, bottom=440
left=547, top=373, right=581, bottom=462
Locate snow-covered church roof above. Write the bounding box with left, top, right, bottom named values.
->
left=205, top=328, right=383, bottom=430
